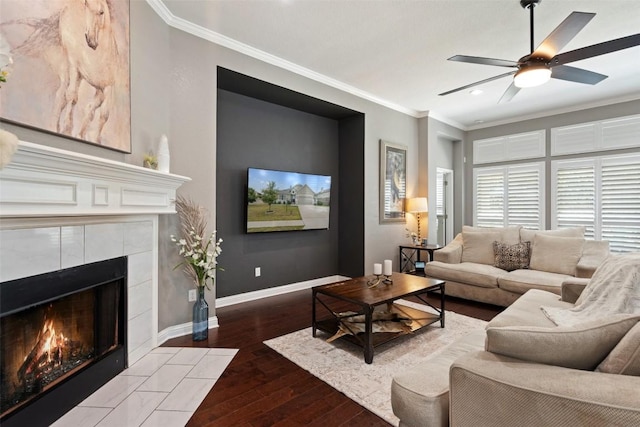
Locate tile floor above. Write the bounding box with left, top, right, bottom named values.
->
left=51, top=347, right=238, bottom=427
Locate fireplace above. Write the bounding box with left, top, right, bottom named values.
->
left=0, top=257, right=127, bottom=427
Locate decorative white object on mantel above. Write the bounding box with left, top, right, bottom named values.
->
left=0, top=140, right=190, bottom=217
left=157, top=134, right=170, bottom=173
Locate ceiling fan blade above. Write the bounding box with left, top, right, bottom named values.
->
left=439, top=71, right=516, bottom=96
left=498, top=83, right=520, bottom=104
left=552, top=33, right=640, bottom=66
left=551, top=65, right=607, bottom=85
left=448, top=55, right=518, bottom=68
left=531, top=12, right=595, bottom=59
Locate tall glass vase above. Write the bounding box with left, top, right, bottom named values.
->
left=192, top=286, right=208, bottom=341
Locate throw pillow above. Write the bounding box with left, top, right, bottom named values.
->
left=485, top=315, right=639, bottom=370
left=461, top=231, right=502, bottom=265
left=529, top=234, right=584, bottom=275
left=596, top=321, right=640, bottom=376
left=493, top=241, right=530, bottom=271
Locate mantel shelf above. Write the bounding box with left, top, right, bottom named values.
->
left=0, top=141, right=191, bottom=218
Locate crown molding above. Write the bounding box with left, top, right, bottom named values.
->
left=146, top=0, right=420, bottom=118
left=465, top=93, right=640, bottom=131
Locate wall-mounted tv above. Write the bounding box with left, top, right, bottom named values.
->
left=247, top=167, right=332, bottom=233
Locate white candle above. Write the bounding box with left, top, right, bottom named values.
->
left=373, top=263, right=382, bottom=275
left=383, top=259, right=392, bottom=276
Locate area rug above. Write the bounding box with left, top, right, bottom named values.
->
left=263, top=300, right=486, bottom=426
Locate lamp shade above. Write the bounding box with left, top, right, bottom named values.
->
left=406, top=197, right=428, bottom=213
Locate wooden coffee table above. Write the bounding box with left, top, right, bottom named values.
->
left=312, top=272, right=445, bottom=364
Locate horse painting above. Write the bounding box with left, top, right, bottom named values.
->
left=0, top=0, right=130, bottom=152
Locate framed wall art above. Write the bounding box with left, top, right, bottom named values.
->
left=0, top=0, right=131, bottom=153
left=379, top=139, right=407, bottom=223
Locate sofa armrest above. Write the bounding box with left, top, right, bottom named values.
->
left=560, top=277, right=590, bottom=303
left=433, top=233, right=463, bottom=264
left=450, top=351, right=640, bottom=427
left=576, top=240, right=610, bottom=278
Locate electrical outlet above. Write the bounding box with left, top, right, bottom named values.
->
left=188, top=289, right=197, bottom=302
left=255, top=267, right=261, bottom=277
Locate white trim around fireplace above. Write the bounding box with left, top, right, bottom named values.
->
left=0, top=141, right=191, bottom=365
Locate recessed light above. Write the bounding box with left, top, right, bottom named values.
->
left=474, top=120, right=485, bottom=124
left=469, top=89, right=483, bottom=96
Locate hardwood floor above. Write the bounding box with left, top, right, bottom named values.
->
left=164, top=289, right=503, bottom=426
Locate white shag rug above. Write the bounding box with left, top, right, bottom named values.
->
left=263, top=300, right=487, bottom=425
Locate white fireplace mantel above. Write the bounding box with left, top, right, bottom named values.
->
left=0, top=141, right=190, bottom=217
left=0, top=140, right=191, bottom=365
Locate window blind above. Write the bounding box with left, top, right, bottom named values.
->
left=474, top=163, right=544, bottom=229
left=601, top=157, right=640, bottom=252
left=553, top=161, right=596, bottom=239
left=552, top=154, right=640, bottom=252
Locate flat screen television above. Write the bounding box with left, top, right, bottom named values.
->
left=246, top=167, right=332, bottom=233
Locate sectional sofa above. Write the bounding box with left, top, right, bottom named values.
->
left=392, top=255, right=640, bottom=426
left=424, top=225, right=610, bottom=307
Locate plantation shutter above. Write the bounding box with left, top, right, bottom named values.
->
left=553, top=160, right=596, bottom=239
left=507, top=165, right=543, bottom=229
left=474, top=163, right=544, bottom=229
left=474, top=168, right=504, bottom=227
left=601, top=155, right=640, bottom=252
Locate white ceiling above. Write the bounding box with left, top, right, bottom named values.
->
left=158, top=0, right=640, bottom=129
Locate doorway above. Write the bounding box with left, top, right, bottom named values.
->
left=436, top=168, right=454, bottom=246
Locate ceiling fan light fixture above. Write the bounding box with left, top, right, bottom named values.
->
left=514, top=65, right=552, bottom=88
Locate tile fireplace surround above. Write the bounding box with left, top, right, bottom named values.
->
left=0, top=141, right=190, bottom=365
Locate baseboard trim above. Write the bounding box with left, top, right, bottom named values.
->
left=216, top=275, right=350, bottom=308
left=157, top=315, right=220, bottom=346
left=156, top=275, right=349, bottom=345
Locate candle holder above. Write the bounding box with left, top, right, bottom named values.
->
left=383, top=274, right=393, bottom=285
left=367, top=274, right=382, bottom=288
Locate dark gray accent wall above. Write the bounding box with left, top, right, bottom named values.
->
left=338, top=114, right=365, bottom=277
left=216, top=86, right=364, bottom=298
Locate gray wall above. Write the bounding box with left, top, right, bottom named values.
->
left=160, top=7, right=418, bottom=328
left=20, top=1, right=637, bottom=333
left=216, top=89, right=342, bottom=297
left=419, top=117, right=466, bottom=242
left=464, top=99, right=640, bottom=228
left=4, top=1, right=416, bottom=331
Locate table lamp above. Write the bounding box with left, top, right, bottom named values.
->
left=406, top=197, right=428, bottom=243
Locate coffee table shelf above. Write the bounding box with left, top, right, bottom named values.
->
left=312, top=273, right=445, bottom=364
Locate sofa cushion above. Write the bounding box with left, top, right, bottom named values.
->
left=493, top=241, right=530, bottom=271
left=461, top=231, right=503, bottom=265
left=391, top=330, right=485, bottom=427
left=576, top=240, right=610, bottom=278
left=487, top=289, right=572, bottom=329
left=425, top=261, right=503, bottom=289
left=498, top=269, right=571, bottom=296
left=520, top=226, right=585, bottom=243
left=596, top=321, right=640, bottom=376
left=485, top=315, right=639, bottom=370
left=529, top=234, right=584, bottom=275
left=463, top=225, right=521, bottom=245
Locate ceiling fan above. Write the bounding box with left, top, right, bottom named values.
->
left=439, top=0, right=640, bottom=103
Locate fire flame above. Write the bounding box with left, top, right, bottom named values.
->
left=22, top=317, right=69, bottom=376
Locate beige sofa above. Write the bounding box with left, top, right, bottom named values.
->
left=424, top=225, right=610, bottom=307
left=391, top=281, right=640, bottom=427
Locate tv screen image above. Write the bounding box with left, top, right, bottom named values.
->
left=247, top=167, right=331, bottom=233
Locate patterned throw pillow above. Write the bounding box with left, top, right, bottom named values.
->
left=493, top=241, right=531, bottom=271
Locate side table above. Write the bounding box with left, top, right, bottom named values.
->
left=399, top=244, right=441, bottom=275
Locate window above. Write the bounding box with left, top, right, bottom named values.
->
left=474, top=163, right=545, bottom=230
left=552, top=154, right=640, bottom=252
